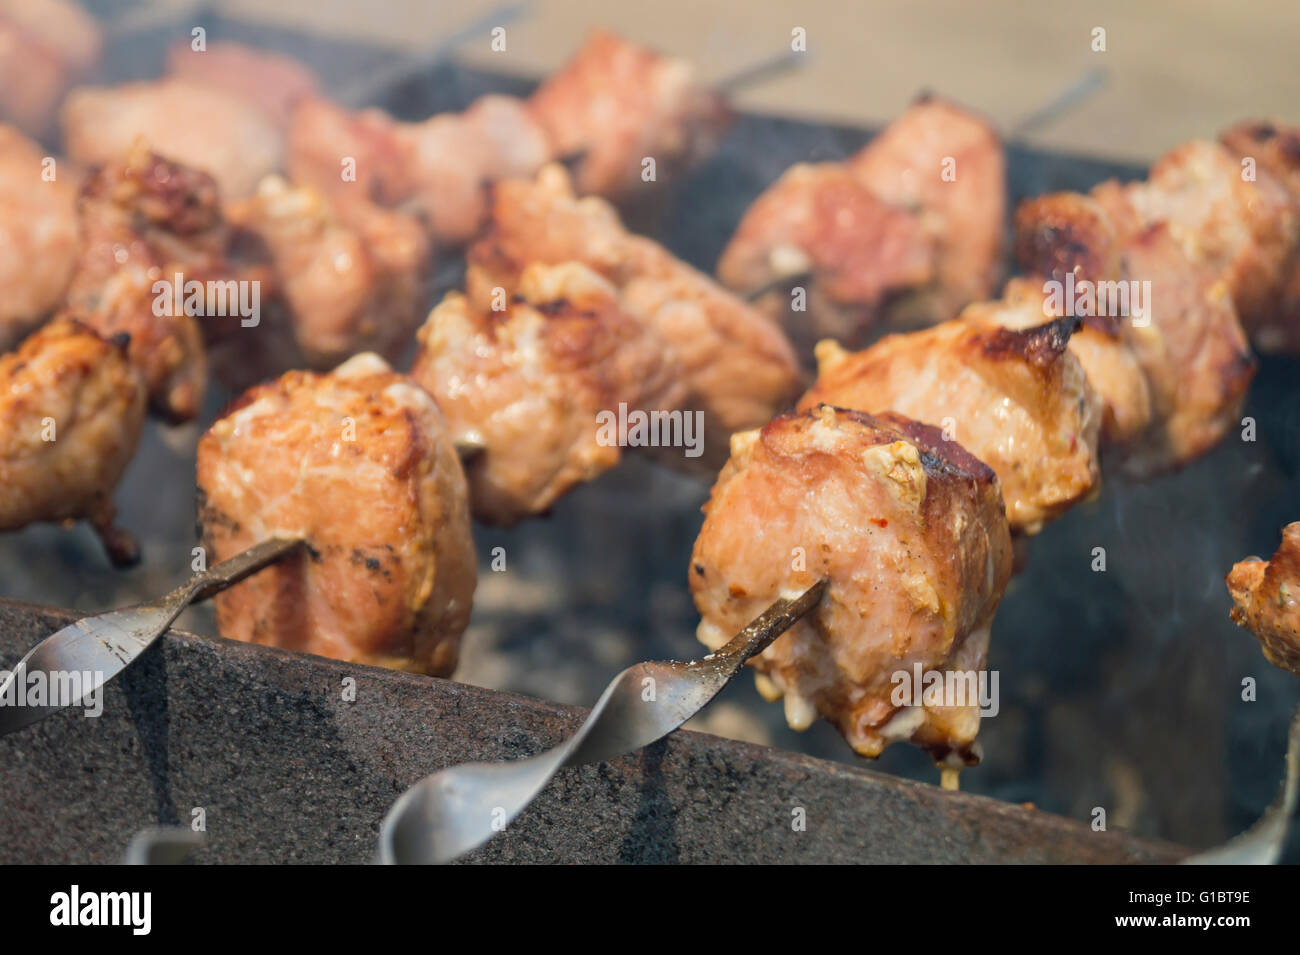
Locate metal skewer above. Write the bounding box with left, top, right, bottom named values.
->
left=0, top=536, right=303, bottom=737
left=377, top=577, right=828, bottom=864
left=715, top=47, right=805, bottom=95
left=337, top=2, right=533, bottom=108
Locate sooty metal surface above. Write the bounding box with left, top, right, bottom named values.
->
left=0, top=600, right=1182, bottom=864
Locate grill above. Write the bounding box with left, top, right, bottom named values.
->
left=1, top=7, right=1296, bottom=863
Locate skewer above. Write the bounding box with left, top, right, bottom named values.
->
left=336, top=1, right=533, bottom=108
left=715, top=47, right=806, bottom=95
left=1006, top=67, right=1109, bottom=140
left=0, top=536, right=304, bottom=737
left=557, top=45, right=807, bottom=172
left=378, top=578, right=828, bottom=863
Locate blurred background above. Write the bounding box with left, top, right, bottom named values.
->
left=211, top=0, right=1297, bottom=163
left=4, top=0, right=1299, bottom=860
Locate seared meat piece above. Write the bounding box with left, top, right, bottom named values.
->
left=690, top=405, right=1013, bottom=763
left=223, top=175, right=432, bottom=371
left=64, top=144, right=222, bottom=422
left=849, top=96, right=1006, bottom=322
left=800, top=292, right=1102, bottom=535
left=1132, top=141, right=1297, bottom=336
left=287, top=95, right=415, bottom=207
left=165, top=41, right=320, bottom=127
left=411, top=262, right=685, bottom=525
left=0, top=124, right=80, bottom=350
left=0, top=0, right=100, bottom=138
left=1016, top=136, right=1294, bottom=362
left=288, top=93, right=550, bottom=244
left=469, top=164, right=802, bottom=466
left=62, top=77, right=282, bottom=199
left=1016, top=185, right=1256, bottom=476
left=196, top=354, right=476, bottom=676
left=717, top=97, right=1003, bottom=349
left=1228, top=522, right=1300, bottom=678
left=1219, top=120, right=1300, bottom=353
left=399, top=94, right=552, bottom=243
left=716, top=162, right=935, bottom=352
left=1103, top=222, right=1253, bottom=476
left=527, top=29, right=731, bottom=200
left=991, top=275, right=1153, bottom=451
left=0, top=317, right=145, bottom=566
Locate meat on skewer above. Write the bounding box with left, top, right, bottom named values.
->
left=466, top=164, right=803, bottom=469
left=1016, top=130, right=1300, bottom=363
left=1228, top=523, right=1300, bottom=679
left=0, top=316, right=145, bottom=566
left=64, top=143, right=223, bottom=423
left=690, top=404, right=1013, bottom=763
left=801, top=290, right=1102, bottom=536
left=527, top=28, right=732, bottom=201
left=62, top=77, right=284, bottom=200
left=1219, top=120, right=1300, bottom=354
left=196, top=353, right=476, bottom=676
left=0, top=124, right=80, bottom=351
left=718, top=96, right=1005, bottom=353
left=288, top=92, right=551, bottom=245
left=218, top=175, right=433, bottom=378
left=1015, top=196, right=1256, bottom=475
left=411, top=262, right=685, bottom=526
left=0, top=0, right=101, bottom=138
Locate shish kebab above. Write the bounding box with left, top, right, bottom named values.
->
left=185, top=107, right=1279, bottom=711
left=687, top=119, right=1300, bottom=767
left=21, top=31, right=789, bottom=401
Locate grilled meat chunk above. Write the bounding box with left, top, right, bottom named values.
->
left=222, top=175, right=432, bottom=372
left=716, top=162, right=935, bottom=351
left=288, top=93, right=550, bottom=244
left=690, top=405, right=1013, bottom=763
left=412, top=262, right=684, bottom=525
left=0, top=124, right=80, bottom=350
left=0, top=317, right=145, bottom=565
left=801, top=295, right=1102, bottom=535
left=527, top=29, right=731, bottom=200
left=62, top=77, right=282, bottom=200
left=718, top=97, right=1003, bottom=349
left=64, top=144, right=222, bottom=422
left=848, top=96, right=1005, bottom=321
left=1015, top=185, right=1255, bottom=475
left=1219, top=120, right=1300, bottom=354
left=196, top=354, right=476, bottom=676
left=1228, top=522, right=1300, bottom=678
left=468, top=164, right=802, bottom=467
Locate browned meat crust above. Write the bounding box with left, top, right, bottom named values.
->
left=468, top=164, right=802, bottom=468
left=196, top=354, right=476, bottom=676
left=800, top=287, right=1101, bottom=534
left=0, top=316, right=145, bottom=565
left=690, top=404, right=1013, bottom=763
left=64, top=144, right=222, bottom=423
left=1228, top=522, right=1300, bottom=678
left=411, top=263, right=685, bottom=525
